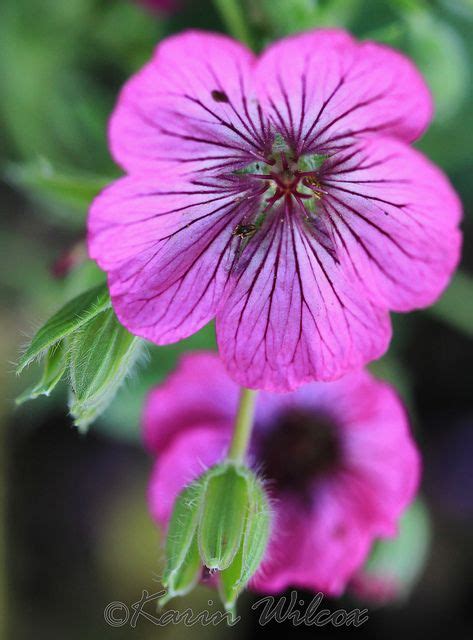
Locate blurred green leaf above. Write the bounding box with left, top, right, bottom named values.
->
left=358, top=499, right=431, bottom=601
left=0, top=21, right=107, bottom=168
left=17, top=283, right=110, bottom=373
left=251, top=0, right=318, bottom=37
left=391, top=0, right=422, bottom=11
left=16, top=342, right=67, bottom=405
left=0, top=0, right=158, bottom=170
left=68, top=308, right=144, bottom=432
left=62, top=260, right=106, bottom=300
left=369, top=353, right=413, bottom=408
left=428, top=271, right=473, bottom=338
left=439, top=0, right=473, bottom=21
left=313, top=0, right=363, bottom=27
left=250, top=0, right=362, bottom=39
left=403, top=7, right=469, bottom=121
left=212, top=0, right=254, bottom=48
left=90, top=1, right=163, bottom=72
left=6, top=159, right=113, bottom=221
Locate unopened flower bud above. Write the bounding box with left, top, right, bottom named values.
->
left=219, top=470, right=271, bottom=617
left=160, top=462, right=271, bottom=615
left=198, top=464, right=250, bottom=571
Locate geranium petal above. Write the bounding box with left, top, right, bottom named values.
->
left=336, top=374, right=421, bottom=537
left=253, top=368, right=419, bottom=595
left=322, top=137, right=462, bottom=311
left=255, top=29, right=432, bottom=154
left=216, top=207, right=391, bottom=391
left=253, top=489, right=375, bottom=596
left=143, top=353, right=239, bottom=454
left=109, top=30, right=271, bottom=174
left=88, top=172, right=258, bottom=343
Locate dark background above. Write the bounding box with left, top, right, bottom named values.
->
left=1, top=1, right=472, bottom=638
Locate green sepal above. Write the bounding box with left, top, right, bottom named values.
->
left=198, top=463, right=249, bottom=570
left=17, top=283, right=110, bottom=373
left=219, top=472, right=271, bottom=615
left=68, top=307, right=143, bottom=431
left=162, top=480, right=206, bottom=589
left=159, top=534, right=202, bottom=607
left=16, top=342, right=67, bottom=405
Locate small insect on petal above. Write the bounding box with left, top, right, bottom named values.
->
left=232, top=222, right=257, bottom=239
left=211, top=89, right=230, bottom=103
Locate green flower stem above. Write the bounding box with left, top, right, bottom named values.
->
left=227, top=387, right=258, bottom=463
left=212, top=0, right=254, bottom=49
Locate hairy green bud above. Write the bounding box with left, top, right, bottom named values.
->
left=68, top=307, right=143, bottom=431
left=160, top=482, right=206, bottom=605
left=160, top=462, right=271, bottom=616
left=198, top=464, right=250, bottom=570
left=219, top=471, right=271, bottom=617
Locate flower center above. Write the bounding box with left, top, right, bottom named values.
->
left=256, top=408, right=342, bottom=504
left=232, top=133, right=328, bottom=239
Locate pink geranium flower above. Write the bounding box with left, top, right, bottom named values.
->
left=89, top=29, right=461, bottom=391
left=143, top=352, right=420, bottom=595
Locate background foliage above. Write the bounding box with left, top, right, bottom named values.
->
left=1, top=1, right=472, bottom=638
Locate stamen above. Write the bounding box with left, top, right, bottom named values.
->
left=232, top=133, right=329, bottom=225
left=242, top=173, right=274, bottom=180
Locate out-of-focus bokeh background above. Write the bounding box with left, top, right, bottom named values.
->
left=1, top=0, right=472, bottom=638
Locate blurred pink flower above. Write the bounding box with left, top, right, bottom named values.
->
left=349, top=572, right=400, bottom=605
left=137, top=0, right=179, bottom=13
left=143, top=352, right=420, bottom=596
left=89, top=30, right=462, bottom=392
